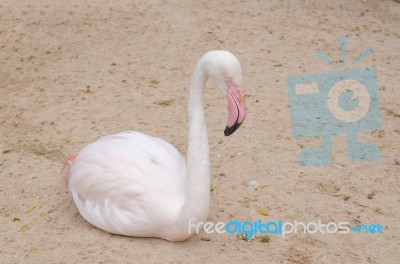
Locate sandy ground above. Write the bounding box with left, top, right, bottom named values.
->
left=1, top=0, right=399, bottom=263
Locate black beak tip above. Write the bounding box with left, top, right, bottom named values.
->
left=224, top=122, right=242, bottom=136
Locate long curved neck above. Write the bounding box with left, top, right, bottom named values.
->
left=182, top=60, right=210, bottom=223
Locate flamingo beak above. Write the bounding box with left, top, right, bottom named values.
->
left=224, top=80, right=246, bottom=136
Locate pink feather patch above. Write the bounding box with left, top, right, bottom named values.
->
left=62, top=153, right=77, bottom=184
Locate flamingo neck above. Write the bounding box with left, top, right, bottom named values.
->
left=182, top=60, right=210, bottom=224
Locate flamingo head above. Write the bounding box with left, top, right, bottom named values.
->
left=204, top=50, right=247, bottom=136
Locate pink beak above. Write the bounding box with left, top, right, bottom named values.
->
left=224, top=80, right=246, bottom=136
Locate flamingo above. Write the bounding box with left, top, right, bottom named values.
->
left=63, top=50, right=247, bottom=241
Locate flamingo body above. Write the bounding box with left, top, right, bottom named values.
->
left=67, top=132, right=188, bottom=240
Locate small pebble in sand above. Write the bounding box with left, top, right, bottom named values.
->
left=258, top=235, right=271, bottom=243
left=245, top=180, right=259, bottom=189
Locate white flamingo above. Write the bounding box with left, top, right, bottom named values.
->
left=63, top=50, right=246, bottom=241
